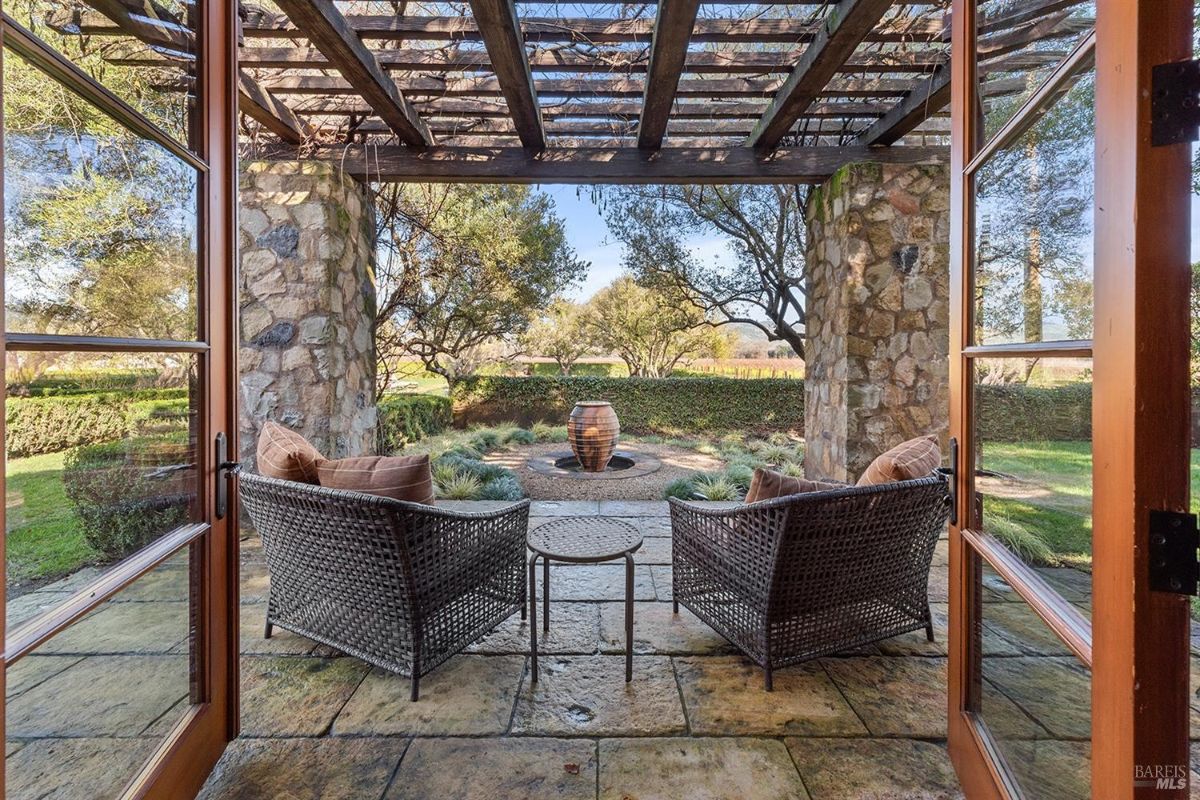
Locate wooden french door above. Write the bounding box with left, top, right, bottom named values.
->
left=947, top=0, right=1194, bottom=798
left=0, top=0, right=238, bottom=797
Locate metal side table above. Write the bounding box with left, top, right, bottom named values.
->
left=527, top=516, right=642, bottom=682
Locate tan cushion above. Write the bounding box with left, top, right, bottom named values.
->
left=744, top=468, right=844, bottom=504
left=256, top=421, right=325, bottom=483
left=317, top=454, right=435, bottom=505
left=856, top=434, right=941, bottom=486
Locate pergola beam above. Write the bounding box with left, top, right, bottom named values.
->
left=466, top=0, right=544, bottom=149
left=260, top=75, right=953, bottom=100
left=298, top=98, right=890, bottom=120
left=270, top=0, right=432, bottom=147
left=747, top=0, right=894, bottom=149
left=210, top=46, right=954, bottom=73
left=238, top=71, right=309, bottom=144
left=856, top=66, right=950, bottom=146
left=229, top=13, right=944, bottom=44
left=265, top=144, right=948, bottom=184
left=637, top=0, right=702, bottom=149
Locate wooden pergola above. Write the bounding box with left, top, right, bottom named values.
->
left=63, top=0, right=1087, bottom=182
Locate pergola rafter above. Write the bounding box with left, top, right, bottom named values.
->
left=269, top=0, right=433, bottom=147
left=59, top=0, right=1093, bottom=177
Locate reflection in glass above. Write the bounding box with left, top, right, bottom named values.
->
left=5, top=553, right=196, bottom=798
left=5, top=352, right=199, bottom=622
left=975, top=0, right=1095, bottom=141
left=5, top=0, right=197, bottom=146
left=3, top=49, right=199, bottom=341
left=973, top=69, right=1094, bottom=346
left=977, top=568, right=1091, bottom=800
left=972, top=358, right=1093, bottom=614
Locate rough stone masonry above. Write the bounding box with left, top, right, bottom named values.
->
left=237, top=161, right=378, bottom=468
left=804, top=162, right=951, bottom=483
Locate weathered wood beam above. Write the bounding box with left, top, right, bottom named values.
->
left=466, top=0, right=544, bottom=149
left=637, top=0, right=702, bottom=149
left=238, top=71, right=309, bottom=144
left=261, top=144, right=947, bottom=183
left=225, top=45, right=950, bottom=73
left=856, top=65, right=949, bottom=146
left=746, top=0, right=894, bottom=149
left=270, top=0, right=432, bottom=147
left=346, top=116, right=917, bottom=137
left=260, top=75, right=941, bottom=99
left=229, top=12, right=944, bottom=44
left=297, top=97, right=888, bottom=120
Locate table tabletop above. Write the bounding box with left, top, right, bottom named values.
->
left=527, top=516, right=643, bottom=563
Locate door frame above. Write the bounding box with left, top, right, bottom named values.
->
left=946, top=0, right=1194, bottom=797
left=0, top=0, right=240, bottom=795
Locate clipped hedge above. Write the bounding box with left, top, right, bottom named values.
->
left=453, top=376, right=805, bottom=434
left=976, top=383, right=1092, bottom=443
left=6, top=390, right=190, bottom=458
left=377, top=393, right=453, bottom=452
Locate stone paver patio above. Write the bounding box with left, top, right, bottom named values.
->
left=4, top=499, right=1172, bottom=799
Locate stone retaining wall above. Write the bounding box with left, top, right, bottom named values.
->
left=238, top=161, right=378, bottom=468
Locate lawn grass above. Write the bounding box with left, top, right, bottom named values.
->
left=980, top=441, right=1200, bottom=571
left=6, top=451, right=97, bottom=590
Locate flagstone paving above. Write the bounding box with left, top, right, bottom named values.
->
left=4, top=500, right=1155, bottom=799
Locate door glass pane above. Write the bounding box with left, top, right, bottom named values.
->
left=4, top=0, right=197, bottom=147
left=973, top=358, right=1093, bottom=615
left=972, top=68, right=1094, bottom=346
left=5, top=551, right=197, bottom=798
left=975, top=0, right=1095, bottom=142
left=5, top=352, right=200, bottom=626
left=977, top=565, right=1091, bottom=800
left=3, top=48, right=199, bottom=341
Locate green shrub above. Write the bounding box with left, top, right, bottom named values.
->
left=723, top=463, right=755, bottom=490
left=507, top=428, right=537, bottom=445
left=691, top=473, right=741, bottom=501
left=377, top=394, right=452, bottom=453
left=663, top=477, right=697, bottom=500
left=453, top=376, right=805, bottom=434
left=478, top=474, right=524, bottom=501
left=976, top=383, right=1092, bottom=442
left=437, top=471, right=483, bottom=500
left=62, top=436, right=194, bottom=560
left=7, top=390, right=191, bottom=458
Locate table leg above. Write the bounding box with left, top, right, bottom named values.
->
left=625, top=552, right=634, bottom=682
left=529, top=554, right=539, bottom=683
left=543, top=555, right=550, bottom=632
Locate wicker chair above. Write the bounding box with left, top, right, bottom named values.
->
left=239, top=472, right=530, bottom=700
left=669, top=472, right=949, bottom=690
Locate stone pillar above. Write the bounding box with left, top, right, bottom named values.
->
left=804, top=163, right=951, bottom=482
left=238, top=161, right=377, bottom=469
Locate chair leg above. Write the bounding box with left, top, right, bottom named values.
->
left=410, top=674, right=420, bottom=702
left=264, top=619, right=273, bottom=639
left=764, top=665, right=773, bottom=692
left=925, top=604, right=936, bottom=642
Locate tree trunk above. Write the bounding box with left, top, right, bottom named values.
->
left=774, top=324, right=806, bottom=360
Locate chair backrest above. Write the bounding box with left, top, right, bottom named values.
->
left=239, top=472, right=429, bottom=644
left=767, top=473, right=949, bottom=618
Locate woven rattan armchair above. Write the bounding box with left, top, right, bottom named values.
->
left=239, top=472, right=530, bottom=701
left=669, top=472, right=949, bottom=690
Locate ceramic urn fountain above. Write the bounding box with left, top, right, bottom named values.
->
left=567, top=401, right=620, bottom=472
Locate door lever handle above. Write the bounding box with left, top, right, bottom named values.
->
left=215, top=432, right=240, bottom=520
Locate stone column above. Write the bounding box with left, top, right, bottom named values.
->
left=804, top=163, right=951, bottom=482
left=238, top=161, right=378, bottom=468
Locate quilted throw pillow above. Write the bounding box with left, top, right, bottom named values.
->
left=856, top=434, right=941, bottom=487
left=743, top=468, right=844, bottom=504
left=317, top=454, right=436, bottom=505
left=256, top=421, right=325, bottom=483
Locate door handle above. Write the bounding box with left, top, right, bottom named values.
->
left=937, top=436, right=959, bottom=526
left=215, top=432, right=241, bottom=520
